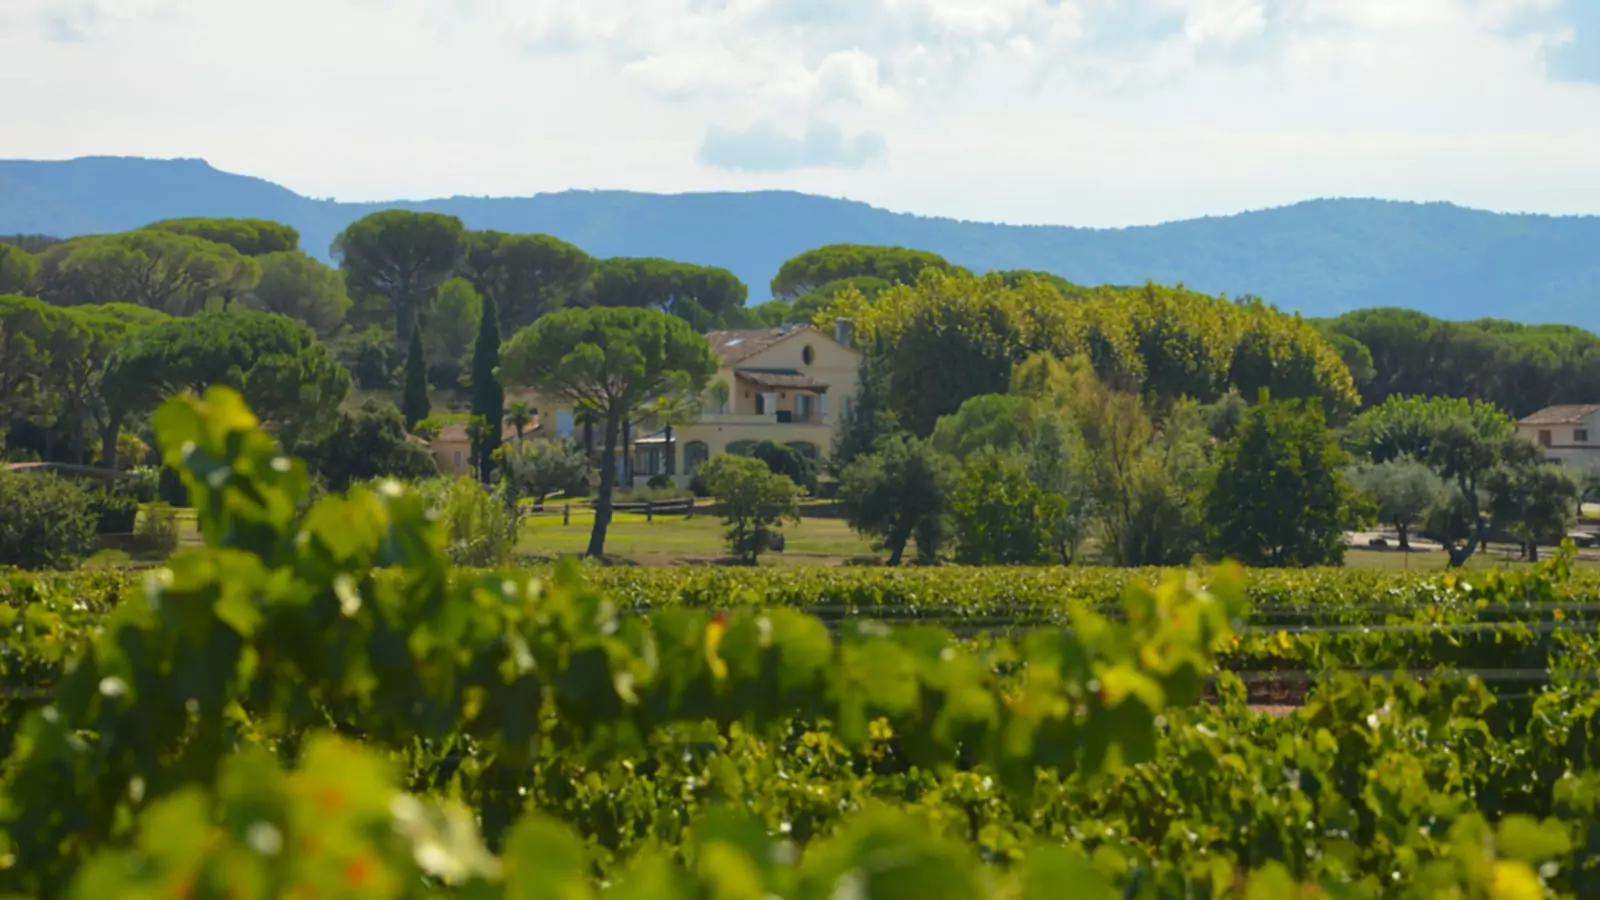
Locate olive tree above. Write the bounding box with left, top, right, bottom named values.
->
left=699, top=453, right=802, bottom=565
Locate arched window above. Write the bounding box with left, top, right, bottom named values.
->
left=725, top=441, right=758, bottom=458
left=802, top=345, right=815, bottom=365
left=785, top=441, right=820, bottom=461
left=684, top=441, right=711, bottom=473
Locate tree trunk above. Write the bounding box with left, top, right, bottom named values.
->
left=1527, top=541, right=1540, bottom=563
left=1447, top=518, right=1486, bottom=569
left=587, top=415, right=621, bottom=559
left=1396, top=522, right=1411, bottom=552
left=99, top=418, right=121, bottom=472
left=621, top=420, right=632, bottom=488
left=68, top=412, right=87, bottom=465
left=1446, top=483, right=1485, bottom=569
left=885, top=521, right=913, bottom=566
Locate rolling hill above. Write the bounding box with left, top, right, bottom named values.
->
left=2, top=156, right=1597, bottom=327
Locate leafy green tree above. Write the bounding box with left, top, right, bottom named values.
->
left=745, top=299, right=794, bottom=327
left=771, top=244, right=959, bottom=299
left=1206, top=395, right=1360, bottom=567
left=44, top=230, right=261, bottom=315
left=50, top=305, right=170, bottom=464
left=496, top=438, right=589, bottom=507
left=424, top=277, right=482, bottom=387
left=332, top=211, right=466, bottom=344
left=1486, top=443, right=1578, bottom=562
left=1027, top=408, right=1097, bottom=564
left=836, top=273, right=1017, bottom=437
left=1319, top=308, right=1600, bottom=417
left=1346, top=395, right=1513, bottom=463
left=99, top=311, right=349, bottom=467
left=505, top=401, right=535, bottom=441
left=1426, top=419, right=1514, bottom=568
left=789, top=276, right=892, bottom=322
left=839, top=435, right=958, bottom=566
left=0, top=234, right=61, bottom=254
left=1053, top=360, right=1208, bottom=567
left=294, top=400, right=438, bottom=491
left=831, top=341, right=901, bottom=473
left=1228, top=300, right=1360, bottom=422
left=590, top=258, right=748, bottom=327
left=0, top=469, right=97, bottom=570
left=838, top=274, right=1362, bottom=429
left=146, top=218, right=300, bottom=256
left=1345, top=458, right=1440, bottom=551
left=1320, top=330, right=1376, bottom=396
left=699, top=453, right=802, bottom=565
left=0, top=243, right=40, bottom=295
left=995, top=270, right=1084, bottom=297
left=240, top=251, right=351, bottom=335
left=469, top=296, right=504, bottom=482
left=501, top=306, right=717, bottom=557
left=460, top=231, right=594, bottom=331
left=930, top=394, right=1036, bottom=461
left=738, top=440, right=819, bottom=494
left=401, top=322, right=430, bottom=430
left=951, top=449, right=1065, bottom=565
left=330, top=325, right=401, bottom=390
left=0, top=294, right=69, bottom=428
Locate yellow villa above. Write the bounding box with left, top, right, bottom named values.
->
left=528, top=321, right=861, bottom=488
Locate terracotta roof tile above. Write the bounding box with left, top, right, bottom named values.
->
left=735, top=370, right=830, bottom=391
left=1519, top=405, right=1600, bottom=426
left=704, top=325, right=813, bottom=366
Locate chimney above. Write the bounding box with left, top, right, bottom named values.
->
left=834, top=317, right=854, bottom=348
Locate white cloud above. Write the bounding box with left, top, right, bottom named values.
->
left=0, top=0, right=1596, bottom=226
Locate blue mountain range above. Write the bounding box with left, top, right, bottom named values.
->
left=3, top=156, right=1597, bottom=328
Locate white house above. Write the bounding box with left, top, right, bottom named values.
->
left=1516, top=405, right=1600, bottom=467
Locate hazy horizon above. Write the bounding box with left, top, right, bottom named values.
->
left=8, top=154, right=1600, bottom=232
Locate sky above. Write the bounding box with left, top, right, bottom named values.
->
left=2, top=0, right=1599, bottom=227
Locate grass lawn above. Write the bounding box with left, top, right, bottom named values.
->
left=106, top=500, right=1597, bottom=571
left=1343, top=545, right=1600, bottom=571
left=520, top=504, right=875, bottom=565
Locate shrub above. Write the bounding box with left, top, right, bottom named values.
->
left=950, top=449, right=1064, bottom=565
left=0, top=470, right=98, bottom=570
left=1206, top=395, right=1359, bottom=567
left=86, top=489, right=140, bottom=534
left=646, top=474, right=673, bottom=490
left=136, top=501, right=181, bottom=555
left=699, top=454, right=802, bottom=564
left=124, top=466, right=160, bottom=503
left=295, top=400, right=438, bottom=492
left=838, top=436, right=957, bottom=566
left=497, top=439, right=590, bottom=508
left=625, top=484, right=692, bottom=504
left=414, top=476, right=517, bottom=566
left=730, top=440, right=820, bottom=494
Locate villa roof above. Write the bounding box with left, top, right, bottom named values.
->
left=735, top=369, right=830, bottom=391
left=1519, top=405, right=1600, bottom=426
left=704, top=325, right=814, bottom=366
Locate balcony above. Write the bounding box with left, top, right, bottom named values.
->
left=698, top=411, right=830, bottom=427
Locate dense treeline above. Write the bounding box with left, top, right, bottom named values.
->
left=1318, top=307, right=1600, bottom=417
left=6, top=217, right=1598, bottom=571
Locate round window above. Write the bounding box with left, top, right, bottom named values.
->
left=802, top=346, right=815, bottom=365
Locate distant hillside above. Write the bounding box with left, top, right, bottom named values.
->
left=3, top=156, right=1598, bottom=327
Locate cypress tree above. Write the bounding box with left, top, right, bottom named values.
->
left=470, top=295, right=504, bottom=482
left=401, top=319, right=430, bottom=430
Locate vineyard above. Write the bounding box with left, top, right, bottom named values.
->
left=4, top=390, right=1600, bottom=897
